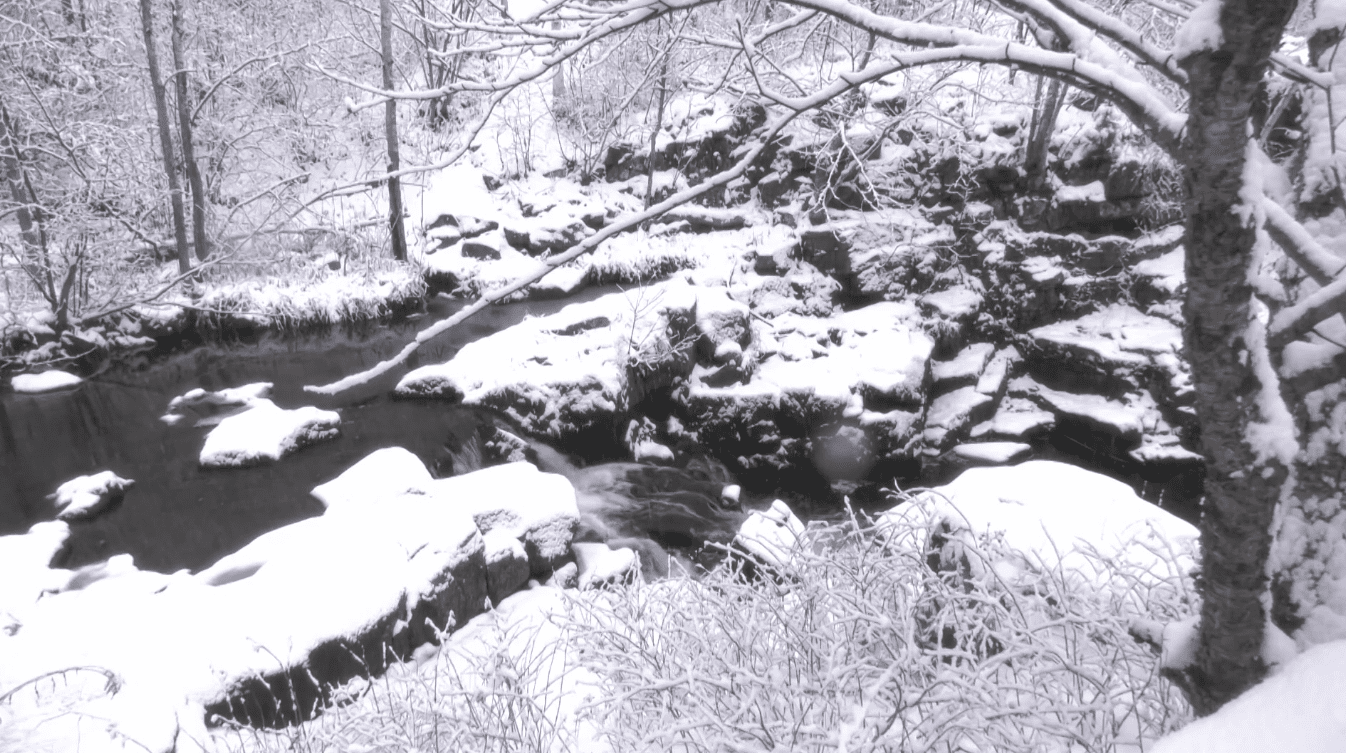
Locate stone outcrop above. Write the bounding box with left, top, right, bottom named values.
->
left=0, top=453, right=583, bottom=746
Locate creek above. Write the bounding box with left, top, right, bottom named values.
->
left=1, top=287, right=745, bottom=575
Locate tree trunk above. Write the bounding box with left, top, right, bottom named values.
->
left=1176, top=0, right=1298, bottom=716
left=171, top=0, right=209, bottom=262
left=139, top=0, right=192, bottom=275
left=1024, top=77, right=1064, bottom=187
left=0, top=100, right=49, bottom=293
left=381, top=0, right=407, bottom=262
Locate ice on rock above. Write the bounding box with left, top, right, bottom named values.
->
left=49, top=470, right=134, bottom=521
left=198, top=399, right=340, bottom=467
left=11, top=370, right=83, bottom=393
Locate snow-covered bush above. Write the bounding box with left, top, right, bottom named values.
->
left=216, top=501, right=1193, bottom=753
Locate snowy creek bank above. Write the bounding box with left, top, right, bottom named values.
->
left=0, top=287, right=633, bottom=573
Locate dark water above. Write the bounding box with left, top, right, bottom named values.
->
left=0, top=290, right=630, bottom=573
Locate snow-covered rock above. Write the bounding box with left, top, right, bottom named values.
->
left=198, top=399, right=341, bottom=467
left=969, top=396, right=1056, bottom=440
left=11, top=370, right=83, bottom=394
left=923, top=386, right=996, bottom=448
left=427, top=462, right=581, bottom=575
left=0, top=461, right=583, bottom=746
left=685, top=302, right=933, bottom=474
left=574, top=542, right=639, bottom=589
left=483, top=530, right=530, bottom=605
left=1029, top=304, right=1189, bottom=401
left=396, top=280, right=698, bottom=440
left=49, top=471, right=134, bottom=521
left=162, top=381, right=272, bottom=426
left=734, top=499, right=806, bottom=572
left=310, top=446, right=434, bottom=508
left=0, top=522, right=71, bottom=635
left=931, top=342, right=995, bottom=389
left=951, top=441, right=1030, bottom=465
left=879, top=461, right=1197, bottom=595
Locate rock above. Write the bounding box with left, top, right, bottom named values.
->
left=11, top=371, right=83, bottom=394
left=951, top=441, right=1031, bottom=465
left=658, top=206, right=750, bottom=232
left=396, top=281, right=698, bottom=441
left=49, top=471, right=134, bottom=521
left=931, top=342, right=995, bottom=392
left=877, top=461, right=1198, bottom=591
left=969, top=396, right=1056, bottom=441
left=1017, top=378, right=1145, bottom=442
left=694, top=287, right=751, bottom=357
left=976, top=346, right=1020, bottom=397
left=923, top=386, right=996, bottom=449
left=919, top=286, right=984, bottom=320
left=310, top=447, right=434, bottom=508
left=734, top=499, right=806, bottom=572
left=0, top=521, right=72, bottom=634
left=1028, top=304, right=1186, bottom=398
left=531, top=266, right=589, bottom=299
left=574, top=542, right=640, bottom=589
left=545, top=561, right=579, bottom=588
left=483, top=530, right=531, bottom=605
left=163, top=382, right=273, bottom=426
left=198, top=399, right=341, bottom=468
left=626, top=416, right=675, bottom=462
left=432, top=463, right=580, bottom=576
left=461, top=231, right=504, bottom=260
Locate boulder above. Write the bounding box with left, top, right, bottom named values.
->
left=931, top=342, right=995, bottom=393
left=574, top=542, right=640, bottom=589
left=923, top=386, right=996, bottom=449
left=734, top=499, right=806, bottom=573
left=396, top=281, right=698, bottom=442
left=163, top=382, right=273, bottom=426
left=49, top=471, right=134, bottom=521
left=198, top=399, right=341, bottom=468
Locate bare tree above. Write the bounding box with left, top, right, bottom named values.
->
left=171, top=0, right=209, bottom=261
left=381, top=0, right=408, bottom=261
left=139, top=0, right=192, bottom=274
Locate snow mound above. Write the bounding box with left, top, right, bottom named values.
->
left=574, top=542, right=639, bottom=589
left=198, top=399, right=340, bottom=467
left=11, top=371, right=83, bottom=394
left=49, top=471, right=134, bottom=521
left=1151, top=640, right=1346, bottom=753
left=880, top=461, right=1197, bottom=594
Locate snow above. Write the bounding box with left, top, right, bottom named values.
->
left=970, top=398, right=1057, bottom=440
left=11, top=370, right=83, bottom=393
left=919, top=286, right=984, bottom=319
left=163, top=381, right=273, bottom=426
left=574, top=542, right=639, bottom=589
left=49, top=471, right=134, bottom=521
left=924, top=386, right=996, bottom=446
left=1151, top=640, right=1346, bottom=753
left=198, top=399, right=341, bottom=467
left=1171, top=0, right=1225, bottom=60
left=0, top=460, right=583, bottom=752
left=1134, top=248, right=1186, bottom=294
left=931, top=342, right=994, bottom=385
left=735, top=500, right=806, bottom=572
left=1030, top=382, right=1146, bottom=441
left=1054, top=180, right=1106, bottom=203
left=881, top=461, right=1198, bottom=593
left=952, top=441, right=1030, bottom=464
left=1031, top=304, right=1181, bottom=366
left=310, top=446, right=434, bottom=508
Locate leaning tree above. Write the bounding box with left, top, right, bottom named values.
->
left=313, top=0, right=1346, bottom=715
